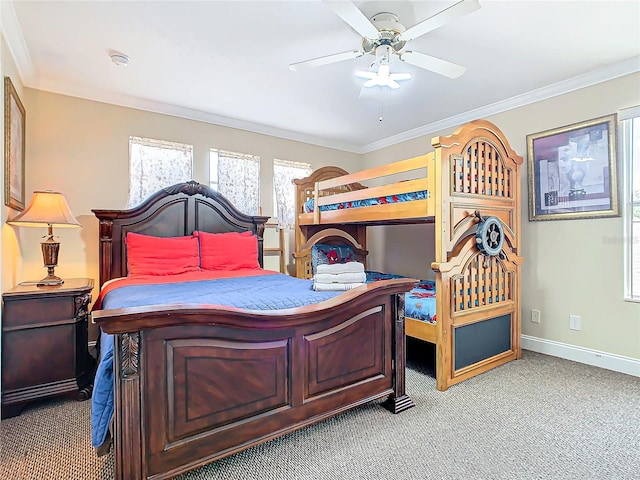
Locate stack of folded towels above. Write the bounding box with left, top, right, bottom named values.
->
left=313, top=261, right=366, bottom=291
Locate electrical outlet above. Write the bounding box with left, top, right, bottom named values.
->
left=569, top=314, right=582, bottom=331
left=531, top=309, right=541, bottom=324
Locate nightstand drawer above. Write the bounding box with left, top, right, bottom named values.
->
left=2, top=323, right=76, bottom=390
left=3, top=295, right=76, bottom=329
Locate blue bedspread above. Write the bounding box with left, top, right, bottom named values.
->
left=91, top=273, right=347, bottom=448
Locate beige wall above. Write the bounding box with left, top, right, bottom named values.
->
left=14, top=89, right=361, bottom=337
left=2, top=33, right=638, bottom=364
left=1, top=34, right=25, bottom=294
left=364, top=73, right=640, bottom=361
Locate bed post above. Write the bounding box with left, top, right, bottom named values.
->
left=431, top=120, right=524, bottom=391
left=113, top=332, right=143, bottom=480
left=255, top=221, right=268, bottom=268
left=292, top=168, right=368, bottom=279
left=381, top=293, right=415, bottom=413
left=97, top=219, right=114, bottom=287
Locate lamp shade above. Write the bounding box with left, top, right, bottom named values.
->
left=8, top=191, right=81, bottom=228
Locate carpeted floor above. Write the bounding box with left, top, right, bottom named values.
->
left=1, top=347, right=639, bottom=480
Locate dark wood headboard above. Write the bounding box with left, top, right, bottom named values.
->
left=92, top=181, right=270, bottom=286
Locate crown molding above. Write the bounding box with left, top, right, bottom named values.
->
left=0, top=1, right=35, bottom=83
left=362, top=56, right=640, bottom=153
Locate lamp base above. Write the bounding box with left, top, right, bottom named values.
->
left=38, top=274, right=64, bottom=286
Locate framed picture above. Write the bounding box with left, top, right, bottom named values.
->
left=4, top=76, right=26, bottom=211
left=527, top=114, right=618, bottom=221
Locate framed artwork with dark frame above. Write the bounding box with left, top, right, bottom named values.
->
left=527, top=114, right=618, bottom=221
left=4, top=76, right=26, bottom=211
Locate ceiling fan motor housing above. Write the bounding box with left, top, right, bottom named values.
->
left=362, top=12, right=407, bottom=54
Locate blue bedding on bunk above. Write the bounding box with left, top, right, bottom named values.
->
left=303, top=190, right=428, bottom=213
left=366, top=272, right=436, bottom=325
left=91, top=273, right=347, bottom=448
left=309, top=243, right=437, bottom=325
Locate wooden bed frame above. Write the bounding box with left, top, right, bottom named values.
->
left=293, top=120, right=524, bottom=392
left=91, top=181, right=416, bottom=480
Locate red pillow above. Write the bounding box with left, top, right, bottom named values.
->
left=194, top=230, right=260, bottom=270
left=126, top=232, right=200, bottom=276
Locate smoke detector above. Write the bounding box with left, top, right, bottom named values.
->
left=110, top=53, right=130, bottom=66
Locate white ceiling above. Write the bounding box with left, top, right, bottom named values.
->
left=4, top=1, right=640, bottom=153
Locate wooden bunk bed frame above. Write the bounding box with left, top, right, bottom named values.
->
left=293, top=120, right=524, bottom=391
left=92, top=181, right=416, bottom=480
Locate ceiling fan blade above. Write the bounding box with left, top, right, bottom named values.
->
left=398, top=0, right=481, bottom=42
left=289, top=50, right=363, bottom=71
left=322, top=0, right=380, bottom=39
left=400, top=51, right=466, bottom=78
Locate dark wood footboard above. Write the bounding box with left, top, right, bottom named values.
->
left=94, top=279, right=416, bottom=480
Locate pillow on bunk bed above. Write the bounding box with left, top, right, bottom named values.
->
left=125, top=232, right=200, bottom=276
left=311, top=244, right=356, bottom=273
left=195, top=230, right=260, bottom=271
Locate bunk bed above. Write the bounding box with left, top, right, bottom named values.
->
left=91, top=181, right=416, bottom=480
left=293, top=120, right=524, bottom=391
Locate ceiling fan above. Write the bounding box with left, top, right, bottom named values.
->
left=289, top=0, right=481, bottom=79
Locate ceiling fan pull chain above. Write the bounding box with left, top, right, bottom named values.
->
left=379, top=88, right=383, bottom=122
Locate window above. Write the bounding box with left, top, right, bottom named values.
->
left=209, top=149, right=260, bottom=215
left=128, top=137, right=193, bottom=208
left=621, top=106, right=640, bottom=301
left=273, top=159, right=312, bottom=229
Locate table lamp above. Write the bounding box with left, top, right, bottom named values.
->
left=7, top=190, right=81, bottom=286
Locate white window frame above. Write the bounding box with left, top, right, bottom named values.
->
left=273, top=159, right=312, bottom=229
left=621, top=106, right=640, bottom=302
left=128, top=136, right=193, bottom=208
left=209, top=148, right=261, bottom=216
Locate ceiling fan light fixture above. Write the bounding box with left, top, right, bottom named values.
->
left=355, top=71, right=376, bottom=80
left=367, top=78, right=400, bottom=90
left=355, top=64, right=411, bottom=89
left=392, top=72, right=412, bottom=82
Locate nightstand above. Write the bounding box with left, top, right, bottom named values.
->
left=1, top=278, right=95, bottom=418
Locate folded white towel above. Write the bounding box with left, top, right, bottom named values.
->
left=316, top=262, right=365, bottom=275
left=313, top=282, right=365, bottom=292
left=314, top=272, right=367, bottom=284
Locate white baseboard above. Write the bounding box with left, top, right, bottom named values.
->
left=521, top=335, right=640, bottom=377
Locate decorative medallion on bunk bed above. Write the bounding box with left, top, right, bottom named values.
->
left=474, top=211, right=505, bottom=258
